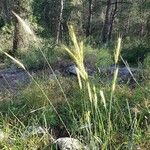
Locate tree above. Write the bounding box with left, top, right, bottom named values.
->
left=12, top=0, right=32, bottom=55
left=86, top=0, right=93, bottom=37
left=101, top=0, right=112, bottom=43
left=12, top=0, right=23, bottom=55
left=56, top=0, right=64, bottom=45
left=108, top=0, right=118, bottom=41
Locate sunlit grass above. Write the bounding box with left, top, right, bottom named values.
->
left=62, top=26, right=124, bottom=149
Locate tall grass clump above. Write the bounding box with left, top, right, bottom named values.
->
left=63, top=26, right=149, bottom=149
left=62, top=25, right=123, bottom=149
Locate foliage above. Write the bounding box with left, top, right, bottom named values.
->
left=31, top=0, right=73, bottom=38
left=83, top=44, right=113, bottom=69
left=0, top=24, right=13, bottom=62
left=20, top=41, right=65, bottom=69
left=121, top=39, right=150, bottom=65
left=144, top=54, right=150, bottom=69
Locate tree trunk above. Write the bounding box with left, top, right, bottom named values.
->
left=140, top=23, right=144, bottom=37
left=56, top=0, right=64, bottom=45
left=146, top=15, right=150, bottom=41
left=86, top=0, right=93, bottom=37
left=101, top=0, right=112, bottom=43
left=125, top=15, right=130, bottom=35
left=12, top=0, right=22, bottom=56
left=12, top=19, right=19, bottom=56
left=108, top=0, right=118, bottom=41
left=12, top=0, right=20, bottom=56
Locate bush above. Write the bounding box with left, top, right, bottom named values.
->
left=84, top=45, right=113, bottom=68
left=144, top=54, right=150, bottom=69
left=121, top=39, right=150, bottom=65
left=20, top=40, right=65, bottom=70
left=0, top=24, right=13, bottom=62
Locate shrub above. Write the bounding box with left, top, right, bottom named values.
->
left=84, top=45, right=113, bottom=68
left=144, top=54, right=150, bottom=69
left=0, top=24, right=13, bottom=62
left=20, top=40, right=65, bottom=70
left=121, top=39, right=150, bottom=65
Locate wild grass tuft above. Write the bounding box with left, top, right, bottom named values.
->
left=62, top=26, right=122, bottom=149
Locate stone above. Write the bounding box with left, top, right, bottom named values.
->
left=0, top=130, right=5, bottom=141
left=66, top=64, right=94, bottom=76
left=22, top=126, right=46, bottom=139
left=0, top=67, right=29, bottom=91
left=99, top=66, right=141, bottom=82
left=0, top=130, right=13, bottom=143
left=55, top=137, right=88, bottom=150
left=66, top=64, right=77, bottom=75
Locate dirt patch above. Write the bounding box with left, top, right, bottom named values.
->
left=0, top=67, right=30, bottom=92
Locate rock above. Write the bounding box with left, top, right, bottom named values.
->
left=0, top=129, right=16, bottom=144
left=55, top=137, right=88, bottom=150
left=99, top=66, right=141, bottom=82
left=0, top=67, right=23, bottom=75
left=66, top=64, right=94, bottom=76
left=0, top=130, right=6, bottom=141
left=0, top=67, right=29, bottom=91
left=66, top=64, right=77, bottom=75
left=22, top=126, right=46, bottom=139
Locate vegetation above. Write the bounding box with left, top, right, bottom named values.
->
left=0, top=0, right=150, bottom=149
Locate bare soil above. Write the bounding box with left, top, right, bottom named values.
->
left=0, top=67, right=30, bottom=92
